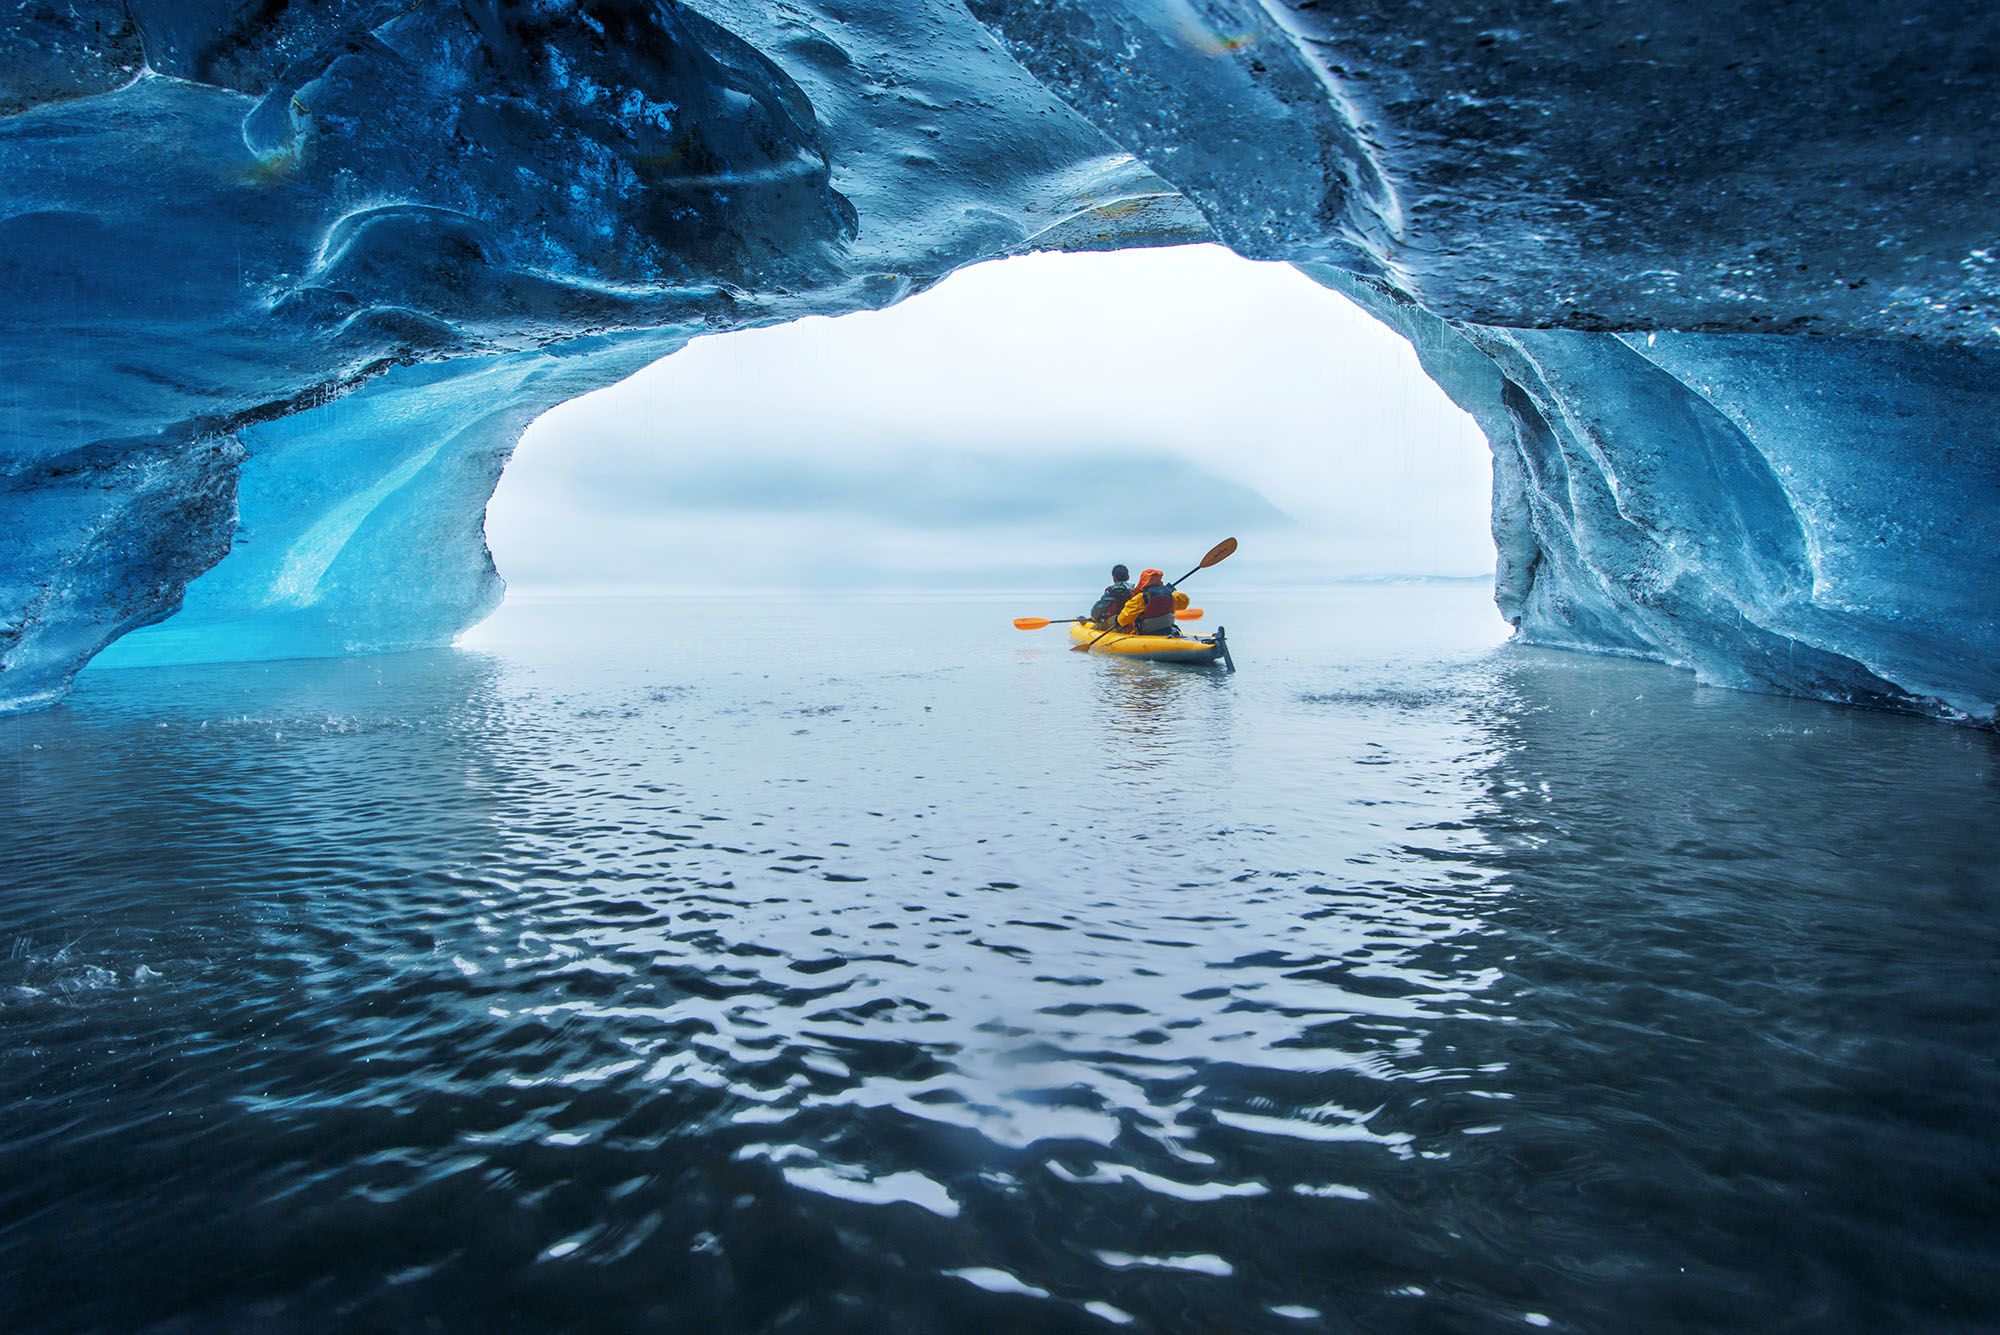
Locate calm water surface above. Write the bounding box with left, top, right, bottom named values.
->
left=2, top=588, right=1996, bottom=1332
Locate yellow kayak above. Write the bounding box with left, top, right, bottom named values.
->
left=1070, top=622, right=1232, bottom=668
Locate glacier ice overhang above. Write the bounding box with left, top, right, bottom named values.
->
left=2, top=0, right=1995, bottom=723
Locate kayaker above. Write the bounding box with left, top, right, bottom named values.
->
left=1088, top=565, right=1133, bottom=629
left=1116, top=569, right=1191, bottom=635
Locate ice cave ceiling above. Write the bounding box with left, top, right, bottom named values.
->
left=1, top=0, right=1995, bottom=723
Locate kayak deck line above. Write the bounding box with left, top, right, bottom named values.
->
left=1068, top=622, right=1233, bottom=669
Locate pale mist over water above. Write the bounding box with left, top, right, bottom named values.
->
left=485, top=244, right=1496, bottom=595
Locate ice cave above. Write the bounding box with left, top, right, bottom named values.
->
left=3, top=0, right=1996, bottom=723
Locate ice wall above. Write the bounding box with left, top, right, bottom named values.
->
left=2, top=0, right=1995, bottom=722
left=89, top=330, right=698, bottom=670
left=1, top=1, right=852, bottom=701
left=1, top=0, right=1198, bottom=702
left=1310, top=272, right=2000, bottom=720
left=972, top=0, right=2000, bottom=723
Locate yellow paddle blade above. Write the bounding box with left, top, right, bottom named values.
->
left=1175, top=608, right=1204, bottom=621
left=1013, top=617, right=1054, bottom=630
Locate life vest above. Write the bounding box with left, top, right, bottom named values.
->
left=1134, top=580, right=1179, bottom=634
left=1090, top=582, right=1131, bottom=627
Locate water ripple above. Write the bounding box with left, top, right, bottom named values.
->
left=1, top=594, right=1996, bottom=1331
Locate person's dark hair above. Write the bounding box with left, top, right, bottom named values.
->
left=1112, top=564, right=1129, bottom=582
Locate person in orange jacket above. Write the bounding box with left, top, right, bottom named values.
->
left=1116, top=568, right=1190, bottom=634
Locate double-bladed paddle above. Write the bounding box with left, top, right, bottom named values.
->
left=1013, top=609, right=1203, bottom=631
left=1072, top=537, right=1237, bottom=652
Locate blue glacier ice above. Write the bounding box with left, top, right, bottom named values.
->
left=1323, top=279, right=2000, bottom=720
left=89, top=330, right=696, bottom=669
left=2, top=0, right=1995, bottom=722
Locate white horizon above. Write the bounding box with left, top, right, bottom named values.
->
left=488, top=244, right=1496, bottom=593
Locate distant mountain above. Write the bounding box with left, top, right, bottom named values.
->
left=563, top=446, right=1298, bottom=531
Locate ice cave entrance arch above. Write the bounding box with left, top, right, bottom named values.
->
left=482, top=245, right=1498, bottom=603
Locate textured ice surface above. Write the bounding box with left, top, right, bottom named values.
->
left=3, top=0, right=1996, bottom=721
left=92, top=330, right=696, bottom=669
left=1319, top=268, right=1999, bottom=719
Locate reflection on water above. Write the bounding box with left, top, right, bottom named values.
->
left=1089, top=657, right=1234, bottom=766
left=1, top=590, right=1995, bottom=1332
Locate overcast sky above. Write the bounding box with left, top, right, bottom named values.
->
left=487, top=244, right=1494, bottom=592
